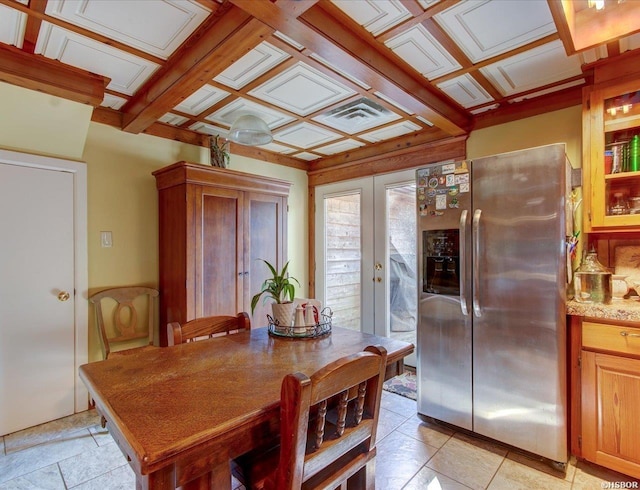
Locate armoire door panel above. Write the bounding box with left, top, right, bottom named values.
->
left=246, top=193, right=286, bottom=326
left=199, top=190, right=243, bottom=317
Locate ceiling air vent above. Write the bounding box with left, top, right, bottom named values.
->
left=312, top=97, right=400, bottom=134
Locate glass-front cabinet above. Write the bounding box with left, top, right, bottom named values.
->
left=584, top=79, right=640, bottom=231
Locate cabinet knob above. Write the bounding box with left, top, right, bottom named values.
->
left=57, top=291, right=70, bottom=302
left=620, top=331, right=640, bottom=338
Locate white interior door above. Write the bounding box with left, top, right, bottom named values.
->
left=315, top=171, right=417, bottom=361
left=0, top=152, right=87, bottom=435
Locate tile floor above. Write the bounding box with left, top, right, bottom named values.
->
left=1, top=391, right=638, bottom=489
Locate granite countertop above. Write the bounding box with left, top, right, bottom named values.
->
left=567, top=298, right=640, bottom=322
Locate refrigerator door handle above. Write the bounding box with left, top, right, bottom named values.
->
left=459, top=209, right=469, bottom=316
left=472, top=209, right=482, bottom=317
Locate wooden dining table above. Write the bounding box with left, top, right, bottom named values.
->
left=79, top=326, right=414, bottom=490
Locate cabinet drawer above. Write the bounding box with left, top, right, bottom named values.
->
left=582, top=320, right=640, bottom=356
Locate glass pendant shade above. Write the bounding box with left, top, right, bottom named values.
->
left=228, top=115, right=273, bottom=146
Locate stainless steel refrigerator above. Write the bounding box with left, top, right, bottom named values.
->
left=416, top=143, right=572, bottom=465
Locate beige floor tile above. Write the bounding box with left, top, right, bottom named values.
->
left=4, top=411, right=100, bottom=454
left=59, top=442, right=130, bottom=488
left=377, top=406, right=411, bottom=441
left=0, top=464, right=65, bottom=490
left=67, top=464, right=136, bottom=490
left=396, top=414, right=454, bottom=449
left=488, top=458, right=572, bottom=490
left=381, top=390, right=417, bottom=417
left=571, top=460, right=640, bottom=490
left=426, top=433, right=507, bottom=490
left=0, top=428, right=97, bottom=485
left=403, top=466, right=474, bottom=490
left=376, top=430, right=438, bottom=490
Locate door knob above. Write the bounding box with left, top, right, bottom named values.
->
left=57, top=291, right=70, bottom=302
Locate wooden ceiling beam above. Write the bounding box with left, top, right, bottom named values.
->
left=229, top=0, right=471, bottom=136
left=308, top=135, right=467, bottom=186
left=121, top=6, right=270, bottom=133
left=0, top=44, right=106, bottom=107
left=309, top=126, right=456, bottom=171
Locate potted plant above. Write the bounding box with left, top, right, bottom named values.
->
left=209, top=135, right=229, bottom=168
left=251, top=259, right=300, bottom=328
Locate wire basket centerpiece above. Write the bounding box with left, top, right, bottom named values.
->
left=268, top=307, right=332, bottom=339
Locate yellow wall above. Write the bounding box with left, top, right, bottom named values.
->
left=467, top=105, right=582, bottom=169
left=0, top=82, right=91, bottom=160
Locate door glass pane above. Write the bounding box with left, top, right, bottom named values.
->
left=387, top=184, right=417, bottom=347
left=324, top=193, right=361, bottom=331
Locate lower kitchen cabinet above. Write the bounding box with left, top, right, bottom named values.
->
left=579, top=318, right=640, bottom=478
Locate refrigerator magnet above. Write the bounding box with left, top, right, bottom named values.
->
left=446, top=174, right=455, bottom=187
left=435, top=194, right=446, bottom=209
left=455, top=173, right=469, bottom=184
left=460, top=183, right=470, bottom=193
left=441, top=163, right=455, bottom=174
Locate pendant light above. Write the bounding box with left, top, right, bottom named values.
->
left=228, top=115, right=273, bottom=146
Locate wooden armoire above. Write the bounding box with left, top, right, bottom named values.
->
left=153, top=162, right=290, bottom=346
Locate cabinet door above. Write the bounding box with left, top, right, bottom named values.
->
left=587, top=80, right=640, bottom=230
left=245, top=192, right=287, bottom=327
left=582, top=350, right=640, bottom=478
left=196, top=185, right=244, bottom=318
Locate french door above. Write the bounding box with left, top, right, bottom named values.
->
left=314, top=170, right=417, bottom=365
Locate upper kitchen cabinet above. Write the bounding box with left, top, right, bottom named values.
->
left=153, top=162, right=289, bottom=346
left=584, top=78, right=640, bottom=232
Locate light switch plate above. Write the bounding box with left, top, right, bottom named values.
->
left=100, top=231, right=112, bottom=248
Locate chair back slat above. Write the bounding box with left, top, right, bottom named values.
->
left=167, top=313, right=250, bottom=345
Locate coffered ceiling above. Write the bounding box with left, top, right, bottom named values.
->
left=1, top=0, right=640, bottom=169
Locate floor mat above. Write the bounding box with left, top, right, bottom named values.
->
left=383, top=370, right=417, bottom=400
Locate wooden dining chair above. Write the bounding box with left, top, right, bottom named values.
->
left=89, top=286, right=159, bottom=359
left=234, top=344, right=387, bottom=490
left=167, top=312, right=251, bottom=345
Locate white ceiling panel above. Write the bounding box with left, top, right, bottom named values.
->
left=174, top=84, right=230, bottom=116
left=315, top=139, right=366, bottom=155
left=45, top=0, right=209, bottom=59
left=332, top=0, right=411, bottom=36
left=312, top=97, right=400, bottom=135
left=293, top=152, right=322, bottom=161
left=101, top=93, right=127, bottom=110
left=274, top=122, right=342, bottom=149
left=374, top=91, right=414, bottom=115
left=309, top=53, right=371, bottom=90
left=0, top=4, right=26, bottom=48
left=385, top=24, right=461, bottom=80
left=621, top=33, right=640, bottom=53
left=189, top=121, right=229, bottom=138
left=435, top=0, right=556, bottom=63
left=359, top=121, right=421, bottom=143
left=249, top=62, right=356, bottom=116
left=206, top=98, right=295, bottom=129
left=437, top=73, right=493, bottom=108
left=35, top=23, right=159, bottom=95
left=258, top=141, right=297, bottom=154
left=159, top=113, right=189, bottom=126
left=214, top=41, right=290, bottom=90
left=480, top=40, right=582, bottom=97
left=417, top=0, right=440, bottom=8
